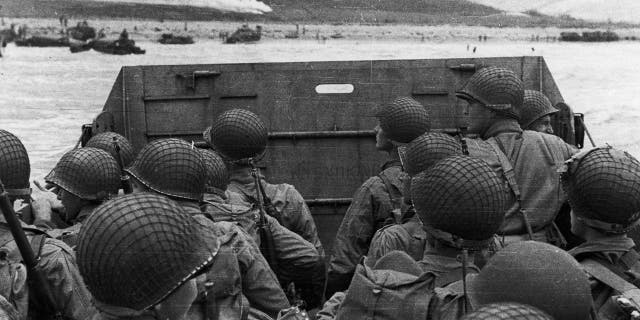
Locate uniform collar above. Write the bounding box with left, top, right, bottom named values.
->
left=569, top=236, right=636, bottom=260
left=482, top=118, right=522, bottom=139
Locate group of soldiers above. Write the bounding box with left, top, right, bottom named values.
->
left=0, top=66, right=638, bottom=320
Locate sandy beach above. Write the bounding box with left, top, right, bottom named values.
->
left=7, top=17, right=640, bottom=43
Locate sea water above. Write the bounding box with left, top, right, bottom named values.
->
left=0, top=38, right=638, bottom=179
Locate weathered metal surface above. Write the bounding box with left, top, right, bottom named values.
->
left=94, top=56, right=573, bottom=254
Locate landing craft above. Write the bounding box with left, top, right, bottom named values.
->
left=78, top=57, right=584, bottom=255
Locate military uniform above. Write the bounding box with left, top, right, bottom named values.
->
left=327, top=160, right=404, bottom=296
left=202, top=192, right=325, bottom=309
left=569, top=237, right=639, bottom=319
left=180, top=201, right=291, bottom=320
left=226, top=170, right=324, bottom=256
left=0, top=223, right=96, bottom=319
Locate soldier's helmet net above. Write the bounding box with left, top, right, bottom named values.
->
left=456, top=66, right=524, bottom=120
left=76, top=193, right=217, bottom=312
left=208, top=109, right=268, bottom=161
left=125, top=138, right=206, bottom=201
left=199, top=149, right=229, bottom=194
left=85, top=132, right=135, bottom=169
left=461, top=302, right=552, bottom=320
left=404, top=132, right=463, bottom=176
left=45, top=147, right=120, bottom=200
left=471, top=241, right=591, bottom=320
left=0, top=130, right=30, bottom=195
left=519, top=90, right=558, bottom=129
left=374, top=97, right=431, bottom=143
left=411, top=155, right=506, bottom=243
left=561, top=146, right=640, bottom=233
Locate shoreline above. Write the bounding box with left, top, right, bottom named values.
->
left=7, top=17, right=640, bottom=43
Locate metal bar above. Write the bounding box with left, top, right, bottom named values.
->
left=149, top=128, right=465, bottom=139
left=144, top=95, right=210, bottom=102
left=269, top=130, right=376, bottom=139
left=305, top=198, right=352, bottom=206
left=220, top=94, right=258, bottom=99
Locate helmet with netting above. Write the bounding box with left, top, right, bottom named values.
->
left=208, top=109, right=268, bottom=161
left=461, top=303, right=553, bottom=320
left=0, top=130, right=30, bottom=196
left=404, top=132, right=463, bottom=176
left=125, top=138, right=206, bottom=201
left=45, top=147, right=120, bottom=200
left=374, top=97, right=431, bottom=143
left=411, top=156, right=506, bottom=244
left=519, top=90, right=558, bottom=129
left=76, top=192, right=217, bottom=311
left=561, top=146, right=640, bottom=233
left=456, top=66, right=524, bottom=119
left=470, top=241, right=591, bottom=320
left=85, top=132, right=135, bottom=169
left=199, top=149, right=229, bottom=195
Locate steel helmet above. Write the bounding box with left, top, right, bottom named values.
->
left=519, top=90, right=558, bottom=129
left=404, top=132, right=463, bottom=176
left=374, top=96, right=431, bottom=143
left=85, top=132, right=135, bottom=169
left=76, top=192, right=218, bottom=311
left=470, top=241, right=592, bottom=320
left=125, top=138, right=206, bottom=201
left=456, top=66, right=524, bottom=120
left=461, top=302, right=552, bottom=320
left=411, top=155, right=506, bottom=246
left=45, top=147, right=120, bottom=200
left=561, top=146, right=640, bottom=233
left=0, top=130, right=30, bottom=197
left=199, top=149, right=229, bottom=195
left=208, top=109, right=268, bottom=161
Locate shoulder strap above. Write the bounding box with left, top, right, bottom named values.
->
left=29, top=234, right=46, bottom=261
left=378, top=170, right=403, bottom=224
left=583, top=259, right=640, bottom=297
left=486, top=139, right=521, bottom=198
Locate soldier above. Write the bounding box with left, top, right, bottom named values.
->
left=76, top=193, right=218, bottom=320
left=205, top=109, right=324, bottom=257
left=319, top=156, right=508, bottom=320
left=0, top=129, right=96, bottom=319
left=429, top=241, right=593, bottom=320
left=199, top=148, right=325, bottom=309
left=37, top=147, right=120, bottom=247
left=519, top=90, right=559, bottom=134
left=456, top=66, right=577, bottom=246
left=367, top=132, right=463, bottom=262
left=327, top=96, right=430, bottom=297
left=124, top=138, right=290, bottom=319
left=411, top=155, right=506, bottom=286
left=562, top=146, right=640, bottom=319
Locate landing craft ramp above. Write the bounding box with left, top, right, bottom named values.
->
left=90, top=56, right=577, bottom=255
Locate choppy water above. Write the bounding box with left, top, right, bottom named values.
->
left=0, top=38, right=638, bottom=180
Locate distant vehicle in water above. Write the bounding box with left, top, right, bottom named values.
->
left=67, top=21, right=96, bottom=42
left=225, top=24, right=262, bottom=44
left=69, top=38, right=145, bottom=55
left=560, top=30, right=619, bottom=42
left=158, top=33, right=194, bottom=45
left=15, top=35, right=70, bottom=47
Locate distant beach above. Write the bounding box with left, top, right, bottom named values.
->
left=6, top=17, right=640, bottom=43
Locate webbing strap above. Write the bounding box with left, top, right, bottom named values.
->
left=487, top=138, right=535, bottom=239
left=378, top=170, right=403, bottom=224
left=582, top=259, right=640, bottom=297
